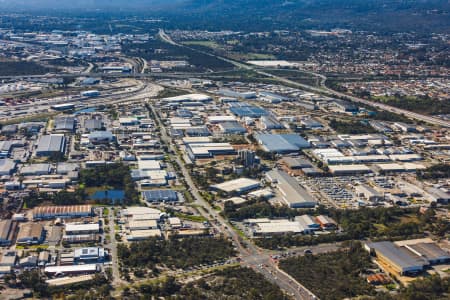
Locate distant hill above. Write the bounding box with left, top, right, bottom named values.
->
left=2, top=0, right=449, bottom=33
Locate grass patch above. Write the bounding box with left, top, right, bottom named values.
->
left=182, top=40, right=220, bottom=48
left=174, top=212, right=207, bottom=223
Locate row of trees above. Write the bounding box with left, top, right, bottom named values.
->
left=279, top=242, right=377, bottom=300
left=418, top=163, right=450, bottom=180
left=329, top=119, right=377, bottom=134
left=117, top=236, right=236, bottom=271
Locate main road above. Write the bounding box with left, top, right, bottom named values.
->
left=158, top=29, right=450, bottom=128
left=149, top=102, right=319, bottom=299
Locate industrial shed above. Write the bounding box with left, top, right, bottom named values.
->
left=142, top=190, right=179, bottom=203
left=211, top=178, right=261, bottom=195
left=36, top=134, right=66, bottom=157
left=256, top=134, right=310, bottom=153
left=265, top=169, right=317, bottom=208
left=365, top=241, right=428, bottom=275
left=33, top=205, right=93, bottom=220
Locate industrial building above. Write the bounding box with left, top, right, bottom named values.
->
left=355, top=184, right=384, bottom=202
left=16, top=223, right=44, bottom=245
left=365, top=241, right=431, bottom=276
left=45, top=264, right=100, bottom=276
left=20, top=163, right=51, bottom=176
left=65, top=223, right=100, bottom=235
left=0, top=159, right=16, bottom=176
left=281, top=157, right=313, bottom=170
left=207, top=115, right=237, bottom=124
left=74, top=247, right=108, bottom=263
left=256, top=134, right=310, bottom=153
left=120, top=207, right=162, bottom=221
left=33, top=205, right=93, bottom=220
left=265, top=169, right=317, bottom=208
left=142, top=189, right=179, bottom=203
left=229, top=102, right=268, bottom=118
left=218, top=121, right=247, bottom=134
left=211, top=178, right=261, bottom=195
left=87, top=131, right=114, bottom=144
left=128, top=220, right=158, bottom=230
left=83, top=119, right=103, bottom=132
left=0, top=220, right=13, bottom=246
left=54, top=117, right=75, bottom=132
left=186, top=142, right=236, bottom=160
left=35, top=134, right=66, bottom=157
left=328, top=164, right=372, bottom=175
left=260, top=115, right=284, bottom=130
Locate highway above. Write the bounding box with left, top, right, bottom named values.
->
left=158, top=29, right=450, bottom=128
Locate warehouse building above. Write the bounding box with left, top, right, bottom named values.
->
left=186, top=142, right=236, bottom=160
left=256, top=134, right=310, bottom=153
left=253, top=219, right=305, bottom=236
left=88, top=131, right=114, bottom=144
left=128, top=220, right=158, bottom=230
left=355, top=184, right=384, bottom=202
left=45, top=264, right=100, bottom=276
left=228, top=102, right=268, bottom=118
left=36, top=134, right=66, bottom=157
left=281, top=157, right=313, bottom=170
left=365, top=241, right=429, bottom=276
left=328, top=164, right=372, bottom=175
left=74, top=247, right=108, bottom=263
left=16, top=223, right=44, bottom=245
left=0, top=141, right=13, bottom=158
left=0, top=159, right=16, bottom=176
left=260, top=115, right=284, bottom=130
left=83, top=119, right=103, bottom=132
left=185, top=126, right=211, bottom=137
left=142, top=189, right=180, bottom=203
left=33, top=205, right=93, bottom=220
left=207, top=115, right=237, bottom=124
left=20, top=163, right=51, bottom=176
left=0, top=251, right=17, bottom=267
left=63, top=234, right=99, bottom=244
left=217, top=89, right=256, bottom=99
left=294, top=215, right=320, bottom=231
left=120, top=207, right=162, bottom=221
left=54, top=117, right=75, bottom=132
left=266, top=169, right=317, bottom=208
left=65, top=223, right=100, bottom=235
left=211, top=178, right=261, bottom=195
left=0, top=220, right=13, bottom=246
left=218, top=121, right=247, bottom=134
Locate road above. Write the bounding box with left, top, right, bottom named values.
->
left=149, top=102, right=318, bottom=299
left=158, top=29, right=450, bottom=128
left=107, top=207, right=123, bottom=287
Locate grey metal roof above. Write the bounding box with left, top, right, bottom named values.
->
left=143, top=190, right=178, bottom=202
left=369, top=241, right=428, bottom=270
left=36, top=134, right=65, bottom=154
left=408, top=243, right=450, bottom=261
left=84, top=119, right=102, bottom=130
left=54, top=117, right=75, bottom=131
left=266, top=169, right=316, bottom=207
left=257, top=134, right=310, bottom=153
